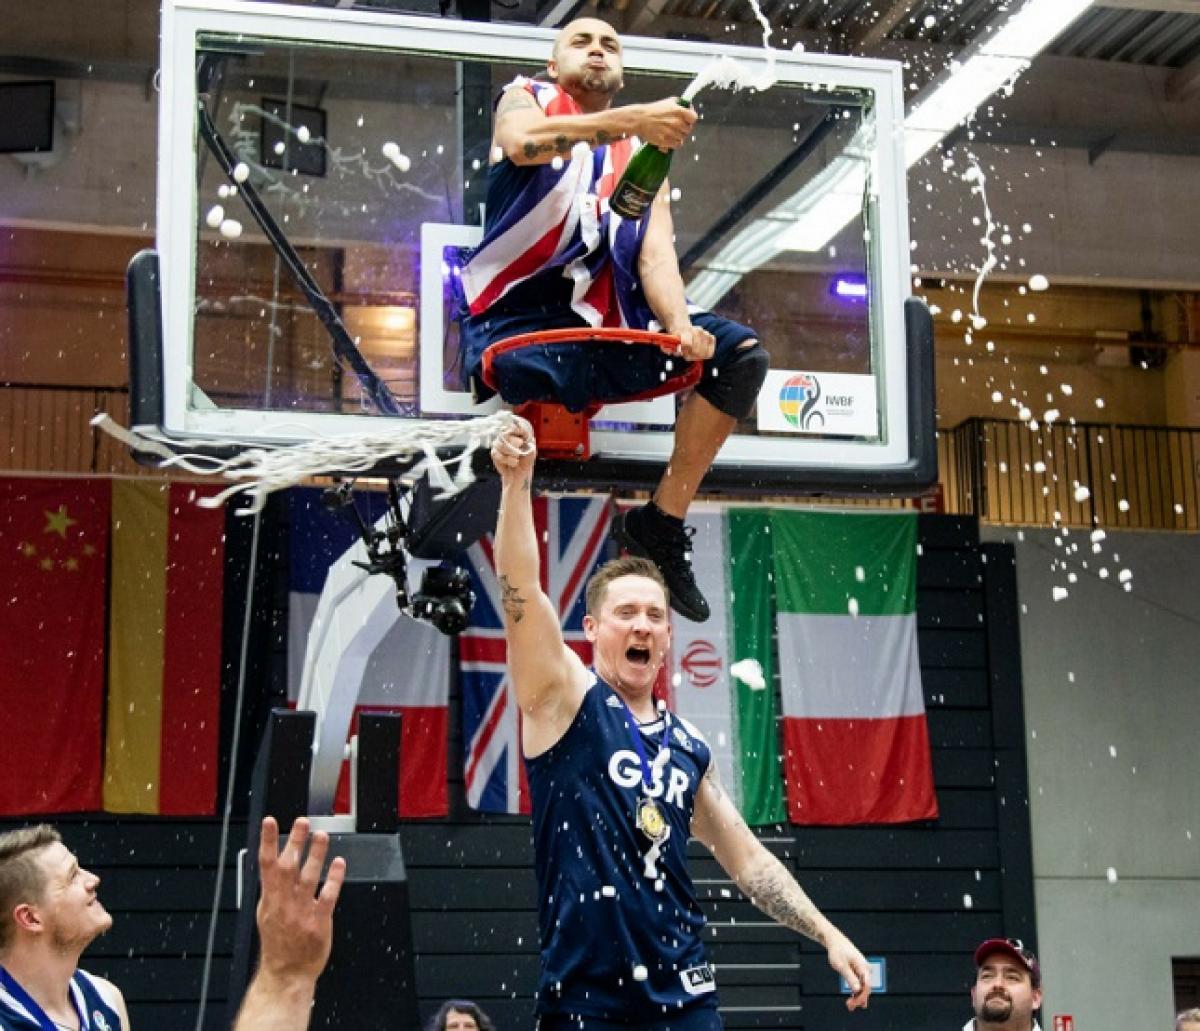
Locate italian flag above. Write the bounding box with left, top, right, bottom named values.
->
left=770, top=510, right=938, bottom=825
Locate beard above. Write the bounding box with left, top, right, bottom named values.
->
left=567, top=67, right=622, bottom=99
left=979, top=993, right=1014, bottom=1022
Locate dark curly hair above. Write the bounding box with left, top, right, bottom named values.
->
left=425, top=1000, right=495, bottom=1031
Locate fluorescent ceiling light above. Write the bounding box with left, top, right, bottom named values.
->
left=685, top=0, right=1095, bottom=305
left=903, top=53, right=1029, bottom=166
left=980, top=0, right=1095, bottom=59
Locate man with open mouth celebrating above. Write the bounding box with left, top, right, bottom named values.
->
left=490, top=419, right=872, bottom=1030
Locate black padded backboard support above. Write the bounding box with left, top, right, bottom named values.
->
left=126, top=248, right=164, bottom=433
left=356, top=711, right=402, bottom=834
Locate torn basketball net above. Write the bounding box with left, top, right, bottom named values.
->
left=90, top=411, right=523, bottom=512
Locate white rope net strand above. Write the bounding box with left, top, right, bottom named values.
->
left=91, top=411, right=524, bottom=511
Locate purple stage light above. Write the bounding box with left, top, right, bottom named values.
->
left=832, top=275, right=868, bottom=300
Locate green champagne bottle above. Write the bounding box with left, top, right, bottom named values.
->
left=609, top=99, right=690, bottom=221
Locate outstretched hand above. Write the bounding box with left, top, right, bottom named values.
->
left=256, top=816, right=345, bottom=984
left=826, top=929, right=872, bottom=1011
left=491, top=416, right=536, bottom=484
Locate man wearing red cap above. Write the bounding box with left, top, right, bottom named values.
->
left=964, top=938, right=1043, bottom=1031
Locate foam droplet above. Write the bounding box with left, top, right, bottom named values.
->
left=205, top=204, right=225, bottom=229
left=1028, top=273, right=1049, bottom=291
left=1051, top=586, right=1068, bottom=602
left=847, top=597, right=860, bottom=617
left=1073, top=485, right=1091, bottom=502
left=1106, top=866, right=1118, bottom=883
left=219, top=219, right=243, bottom=239
left=730, top=658, right=766, bottom=691
left=296, top=125, right=311, bottom=144
left=233, top=162, right=250, bottom=183
left=632, top=964, right=648, bottom=981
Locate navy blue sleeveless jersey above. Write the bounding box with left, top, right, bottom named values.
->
left=526, top=672, right=719, bottom=1021
left=0, top=969, right=124, bottom=1030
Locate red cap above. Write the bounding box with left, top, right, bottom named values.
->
left=974, top=938, right=1041, bottom=988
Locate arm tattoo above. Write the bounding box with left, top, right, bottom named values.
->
left=498, top=574, right=527, bottom=624
left=701, top=764, right=828, bottom=946
left=496, top=89, right=538, bottom=116
left=522, top=129, right=620, bottom=160
left=741, top=859, right=826, bottom=945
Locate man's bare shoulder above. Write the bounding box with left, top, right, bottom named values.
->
left=496, top=86, right=542, bottom=117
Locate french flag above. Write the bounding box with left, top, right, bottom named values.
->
left=287, top=488, right=450, bottom=818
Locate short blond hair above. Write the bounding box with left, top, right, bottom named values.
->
left=1177, top=1008, right=1200, bottom=1030
left=0, top=825, right=61, bottom=950
left=585, top=556, right=667, bottom=617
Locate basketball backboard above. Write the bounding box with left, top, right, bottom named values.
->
left=138, top=0, right=933, bottom=493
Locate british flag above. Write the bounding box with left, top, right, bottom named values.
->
left=458, top=494, right=613, bottom=813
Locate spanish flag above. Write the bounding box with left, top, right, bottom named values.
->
left=103, top=481, right=226, bottom=814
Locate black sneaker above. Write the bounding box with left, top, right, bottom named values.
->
left=612, top=505, right=711, bottom=623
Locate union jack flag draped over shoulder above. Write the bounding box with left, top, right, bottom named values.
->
left=459, top=77, right=653, bottom=330
left=458, top=494, right=613, bottom=813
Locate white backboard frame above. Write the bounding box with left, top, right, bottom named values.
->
left=157, top=0, right=915, bottom=472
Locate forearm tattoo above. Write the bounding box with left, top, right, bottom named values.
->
left=498, top=574, right=527, bottom=624
left=741, top=857, right=825, bottom=945
left=521, top=129, right=618, bottom=160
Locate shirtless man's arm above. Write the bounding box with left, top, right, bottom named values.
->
left=638, top=182, right=715, bottom=364
left=492, top=87, right=695, bottom=166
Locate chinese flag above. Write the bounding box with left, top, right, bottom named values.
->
left=0, top=478, right=110, bottom=814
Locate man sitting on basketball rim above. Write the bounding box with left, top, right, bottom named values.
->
left=459, top=17, right=769, bottom=624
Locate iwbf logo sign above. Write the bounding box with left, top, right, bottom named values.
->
left=756, top=369, right=879, bottom=438
left=779, top=373, right=822, bottom=430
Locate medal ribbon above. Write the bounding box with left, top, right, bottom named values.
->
left=615, top=693, right=673, bottom=880
left=616, top=694, right=671, bottom=795
left=0, top=965, right=88, bottom=1031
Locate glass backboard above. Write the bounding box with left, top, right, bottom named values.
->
left=145, top=0, right=933, bottom=492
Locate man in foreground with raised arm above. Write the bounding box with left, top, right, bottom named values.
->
left=460, top=17, right=769, bottom=624
left=0, top=816, right=340, bottom=1031
left=490, top=419, right=870, bottom=1029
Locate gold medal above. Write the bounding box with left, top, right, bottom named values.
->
left=635, top=797, right=669, bottom=845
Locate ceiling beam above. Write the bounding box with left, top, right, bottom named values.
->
left=1093, top=0, right=1200, bottom=14
left=849, top=0, right=922, bottom=50
left=1167, top=49, right=1200, bottom=100
left=536, top=0, right=590, bottom=27
left=626, top=0, right=672, bottom=35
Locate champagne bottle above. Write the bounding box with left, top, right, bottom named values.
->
left=609, top=99, right=690, bottom=221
